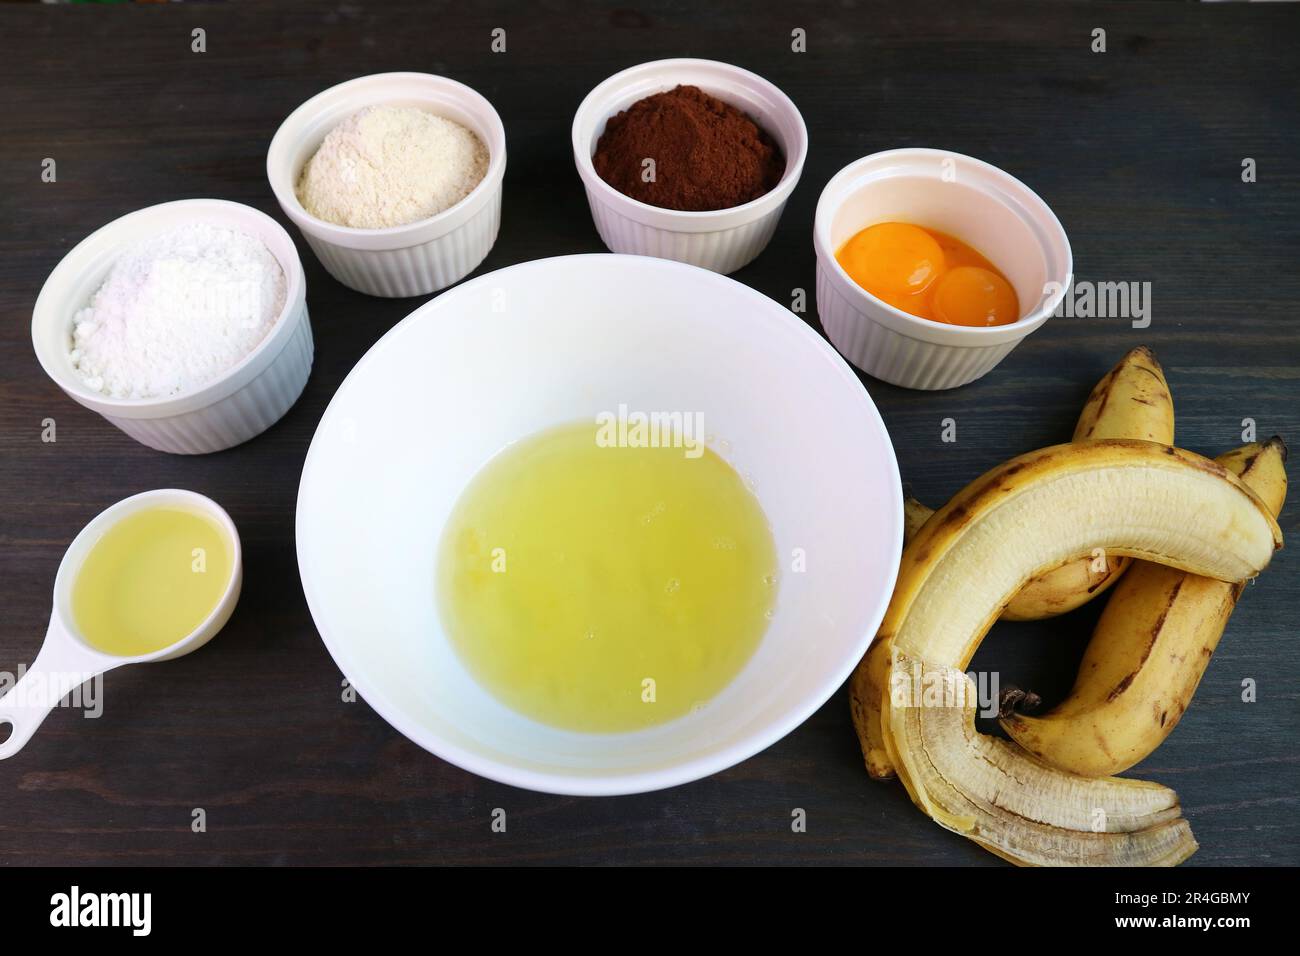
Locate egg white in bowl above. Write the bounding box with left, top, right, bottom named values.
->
left=296, top=254, right=902, bottom=795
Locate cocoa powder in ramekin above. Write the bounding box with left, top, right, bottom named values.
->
left=592, top=85, right=785, bottom=212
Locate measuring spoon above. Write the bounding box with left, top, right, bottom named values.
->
left=0, top=489, right=242, bottom=759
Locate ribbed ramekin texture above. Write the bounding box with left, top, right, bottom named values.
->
left=103, top=305, right=314, bottom=454
left=585, top=189, right=784, bottom=276
left=816, top=265, right=1020, bottom=391
left=305, top=191, right=501, bottom=298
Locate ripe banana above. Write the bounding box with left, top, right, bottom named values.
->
left=1001, top=437, right=1288, bottom=777
left=900, top=345, right=1174, bottom=620
left=881, top=440, right=1279, bottom=673
left=1017, top=344, right=1174, bottom=618
left=873, top=440, right=1280, bottom=865
left=856, top=347, right=1174, bottom=780
left=1072, top=344, right=1173, bottom=443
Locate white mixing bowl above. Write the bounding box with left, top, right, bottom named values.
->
left=296, top=254, right=902, bottom=795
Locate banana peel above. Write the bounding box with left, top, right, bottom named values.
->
left=884, top=660, right=1198, bottom=866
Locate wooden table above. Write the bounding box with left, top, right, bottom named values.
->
left=1, top=1, right=1296, bottom=866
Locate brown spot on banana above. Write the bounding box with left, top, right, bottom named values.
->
left=1094, top=727, right=1115, bottom=759
left=1133, top=364, right=1164, bottom=382
left=1080, top=369, right=1117, bottom=436
left=1108, top=672, right=1136, bottom=702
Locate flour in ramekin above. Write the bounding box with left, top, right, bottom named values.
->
left=69, top=222, right=287, bottom=399
left=295, top=105, right=489, bottom=229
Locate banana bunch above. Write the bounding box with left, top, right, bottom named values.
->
left=851, top=349, right=1287, bottom=866
left=854, top=347, right=1174, bottom=779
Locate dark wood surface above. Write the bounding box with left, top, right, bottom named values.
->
left=1, top=1, right=1297, bottom=866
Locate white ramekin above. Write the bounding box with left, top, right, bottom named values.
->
left=267, top=72, right=506, bottom=298
left=32, top=199, right=313, bottom=455
left=572, top=58, right=807, bottom=275
left=814, top=148, right=1072, bottom=390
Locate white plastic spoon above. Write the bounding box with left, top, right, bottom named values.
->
left=0, top=489, right=241, bottom=759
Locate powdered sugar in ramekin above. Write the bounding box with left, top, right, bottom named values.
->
left=69, top=222, right=286, bottom=399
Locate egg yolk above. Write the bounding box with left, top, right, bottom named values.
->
left=932, top=266, right=1020, bottom=327
left=835, top=222, right=1020, bottom=327
left=836, top=222, right=945, bottom=298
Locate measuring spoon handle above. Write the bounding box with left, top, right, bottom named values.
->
left=0, top=617, right=111, bottom=760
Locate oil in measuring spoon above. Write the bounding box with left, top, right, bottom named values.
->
left=72, top=506, right=232, bottom=657
left=437, top=420, right=779, bottom=733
